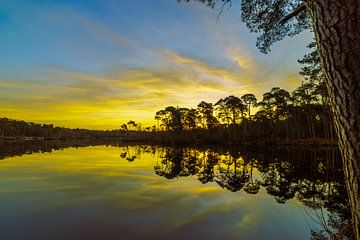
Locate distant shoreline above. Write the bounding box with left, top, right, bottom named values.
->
left=0, top=117, right=338, bottom=147
left=0, top=135, right=338, bottom=147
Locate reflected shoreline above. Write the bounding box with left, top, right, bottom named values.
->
left=0, top=140, right=354, bottom=239
left=0, top=139, right=339, bottom=160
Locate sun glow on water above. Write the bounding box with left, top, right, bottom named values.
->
left=0, top=145, right=328, bottom=239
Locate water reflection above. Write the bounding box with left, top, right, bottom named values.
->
left=119, top=145, right=352, bottom=239
left=0, top=142, right=353, bottom=239
left=0, top=139, right=124, bottom=160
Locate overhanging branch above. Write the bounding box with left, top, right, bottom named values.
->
left=279, top=4, right=306, bottom=25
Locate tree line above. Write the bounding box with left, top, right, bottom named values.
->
left=0, top=43, right=337, bottom=145
left=152, top=42, right=336, bottom=143
left=0, top=118, right=128, bottom=140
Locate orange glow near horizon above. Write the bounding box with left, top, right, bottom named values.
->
left=0, top=0, right=311, bottom=130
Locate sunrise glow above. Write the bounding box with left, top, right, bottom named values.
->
left=0, top=0, right=312, bottom=129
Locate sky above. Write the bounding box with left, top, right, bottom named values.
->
left=0, top=0, right=313, bottom=130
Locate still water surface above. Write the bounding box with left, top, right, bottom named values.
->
left=0, top=143, right=349, bottom=240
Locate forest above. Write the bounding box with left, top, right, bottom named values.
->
left=0, top=43, right=337, bottom=146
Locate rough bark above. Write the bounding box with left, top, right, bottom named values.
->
left=305, top=0, right=360, bottom=238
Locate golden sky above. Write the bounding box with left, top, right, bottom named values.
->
left=0, top=0, right=312, bottom=129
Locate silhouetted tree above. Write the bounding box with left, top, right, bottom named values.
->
left=241, top=93, right=257, bottom=119
left=197, top=101, right=218, bottom=128
left=120, top=124, right=128, bottom=131
left=215, top=95, right=247, bottom=124
left=127, top=121, right=137, bottom=131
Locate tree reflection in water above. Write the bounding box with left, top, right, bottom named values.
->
left=0, top=141, right=352, bottom=239
left=120, top=145, right=353, bottom=240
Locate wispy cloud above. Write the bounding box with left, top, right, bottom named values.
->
left=0, top=48, right=294, bottom=129
left=0, top=0, right=310, bottom=129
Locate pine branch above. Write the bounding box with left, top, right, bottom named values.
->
left=279, top=4, right=306, bottom=25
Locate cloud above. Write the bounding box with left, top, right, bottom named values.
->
left=0, top=0, right=309, bottom=129
left=0, top=47, right=300, bottom=129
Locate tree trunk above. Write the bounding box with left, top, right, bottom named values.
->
left=305, top=0, right=360, bottom=238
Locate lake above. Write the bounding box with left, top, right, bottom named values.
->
left=0, top=142, right=351, bottom=240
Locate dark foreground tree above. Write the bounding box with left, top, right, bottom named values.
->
left=179, top=0, right=360, bottom=237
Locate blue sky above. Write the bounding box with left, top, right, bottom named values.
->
left=0, top=0, right=313, bottom=129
